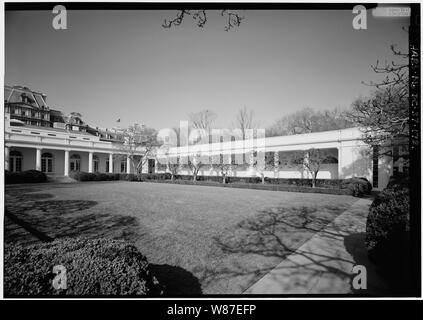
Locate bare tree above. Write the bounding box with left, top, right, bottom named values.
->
left=187, top=152, right=205, bottom=182
left=267, top=107, right=353, bottom=137
left=216, top=153, right=233, bottom=184
left=233, top=106, right=257, bottom=140
left=347, top=43, right=409, bottom=157
left=158, top=146, right=180, bottom=181
left=189, top=109, right=217, bottom=131
left=162, top=10, right=244, bottom=31
left=289, top=149, right=333, bottom=188
left=116, top=124, right=159, bottom=179
left=164, top=156, right=180, bottom=181
left=189, top=109, right=217, bottom=143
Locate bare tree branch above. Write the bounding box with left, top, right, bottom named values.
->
left=162, top=10, right=244, bottom=31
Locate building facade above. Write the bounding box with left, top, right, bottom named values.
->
left=4, top=85, right=399, bottom=189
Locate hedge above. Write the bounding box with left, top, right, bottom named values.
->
left=386, top=173, right=409, bottom=191
left=366, top=181, right=410, bottom=265
left=341, top=177, right=372, bottom=197
left=69, top=171, right=171, bottom=182
left=5, top=170, right=47, bottom=184
left=172, top=175, right=371, bottom=196
left=4, top=238, right=163, bottom=296
left=147, top=179, right=353, bottom=195
left=68, top=171, right=371, bottom=197
left=70, top=171, right=122, bottom=181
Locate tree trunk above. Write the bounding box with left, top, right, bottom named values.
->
left=261, top=174, right=265, bottom=184
left=137, top=162, right=143, bottom=181
left=171, top=173, right=174, bottom=181
left=312, top=172, right=317, bottom=188
left=222, top=174, right=226, bottom=184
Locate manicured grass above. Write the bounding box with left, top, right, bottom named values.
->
left=5, top=181, right=358, bottom=294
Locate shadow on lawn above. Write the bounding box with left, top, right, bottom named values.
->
left=150, top=264, right=203, bottom=295
left=15, top=200, right=139, bottom=242
left=196, top=205, right=392, bottom=295
left=5, top=190, right=203, bottom=296
left=5, top=190, right=142, bottom=244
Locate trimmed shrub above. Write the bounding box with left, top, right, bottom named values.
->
left=125, top=173, right=138, bottom=181
left=93, top=173, right=109, bottom=181
left=69, top=171, right=95, bottom=181
left=366, top=188, right=410, bottom=262
left=139, top=173, right=172, bottom=181
left=341, top=177, right=372, bottom=197
left=386, top=174, right=409, bottom=191
left=4, top=238, right=162, bottom=296
left=70, top=172, right=124, bottom=182
left=365, top=177, right=411, bottom=293
left=5, top=170, right=47, bottom=184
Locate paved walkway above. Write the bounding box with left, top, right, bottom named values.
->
left=245, top=198, right=390, bottom=295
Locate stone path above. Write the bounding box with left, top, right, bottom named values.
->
left=245, top=199, right=390, bottom=295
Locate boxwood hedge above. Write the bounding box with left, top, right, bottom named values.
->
left=5, top=170, right=47, bottom=184
left=68, top=171, right=371, bottom=197
left=4, top=238, right=162, bottom=296
left=366, top=186, right=410, bottom=264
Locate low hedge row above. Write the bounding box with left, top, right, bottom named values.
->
left=171, top=175, right=372, bottom=196
left=147, top=179, right=353, bottom=195
left=69, top=171, right=120, bottom=181
left=5, top=170, right=47, bottom=184
left=4, top=237, right=163, bottom=296
left=69, top=171, right=171, bottom=182
left=69, top=171, right=371, bottom=197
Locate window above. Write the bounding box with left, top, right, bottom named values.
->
left=106, top=159, right=109, bottom=172
left=121, top=159, right=127, bottom=173
left=10, top=151, right=23, bottom=172
left=93, top=155, right=99, bottom=173
left=41, top=152, right=53, bottom=173
left=70, top=154, right=81, bottom=172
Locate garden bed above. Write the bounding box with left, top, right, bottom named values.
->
left=67, top=171, right=371, bottom=197
left=143, top=178, right=353, bottom=195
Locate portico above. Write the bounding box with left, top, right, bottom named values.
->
left=4, top=124, right=136, bottom=177
left=4, top=117, right=392, bottom=189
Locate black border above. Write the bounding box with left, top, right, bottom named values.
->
left=408, top=2, right=421, bottom=298
left=3, top=2, right=421, bottom=300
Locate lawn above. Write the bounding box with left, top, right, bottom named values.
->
left=5, top=181, right=358, bottom=295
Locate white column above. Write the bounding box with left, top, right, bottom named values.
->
left=88, top=152, right=93, bottom=173
left=5, top=146, right=10, bottom=171
left=337, top=146, right=343, bottom=179
left=126, top=156, right=131, bottom=174
left=109, top=153, right=113, bottom=173
left=64, top=150, right=69, bottom=176
left=36, top=148, right=42, bottom=171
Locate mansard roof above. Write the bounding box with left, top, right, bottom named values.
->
left=5, top=85, right=48, bottom=109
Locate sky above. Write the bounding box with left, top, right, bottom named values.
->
left=5, top=8, right=409, bottom=131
